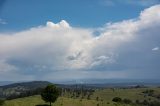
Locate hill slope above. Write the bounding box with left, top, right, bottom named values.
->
left=4, top=87, right=160, bottom=106
left=0, top=81, right=51, bottom=98
left=4, top=95, right=131, bottom=106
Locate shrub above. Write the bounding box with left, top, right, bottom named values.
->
left=112, top=97, right=122, bottom=102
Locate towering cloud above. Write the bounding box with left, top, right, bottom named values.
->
left=0, top=5, right=160, bottom=81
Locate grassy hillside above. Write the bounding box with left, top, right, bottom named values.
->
left=4, top=95, right=132, bottom=106
left=0, top=81, right=51, bottom=98
left=91, top=87, right=160, bottom=102
left=3, top=87, right=160, bottom=106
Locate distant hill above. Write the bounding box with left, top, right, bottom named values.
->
left=0, top=81, right=15, bottom=86
left=0, top=81, right=51, bottom=98
left=0, top=81, right=51, bottom=89
left=1, top=80, right=160, bottom=99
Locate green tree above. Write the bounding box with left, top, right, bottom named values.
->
left=41, top=84, right=60, bottom=106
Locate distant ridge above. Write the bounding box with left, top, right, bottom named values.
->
left=0, top=81, right=15, bottom=86
left=0, top=81, right=52, bottom=98
left=0, top=81, right=52, bottom=89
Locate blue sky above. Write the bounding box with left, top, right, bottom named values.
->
left=0, top=0, right=159, bottom=31
left=0, top=0, right=160, bottom=82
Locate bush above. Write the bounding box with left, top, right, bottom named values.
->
left=123, top=98, right=132, bottom=104
left=112, top=97, right=122, bottom=102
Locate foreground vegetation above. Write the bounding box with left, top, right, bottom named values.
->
left=4, top=95, right=132, bottom=106
left=3, top=87, right=160, bottom=106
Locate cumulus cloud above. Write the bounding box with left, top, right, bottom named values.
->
left=0, top=5, right=160, bottom=81
left=46, top=20, right=70, bottom=28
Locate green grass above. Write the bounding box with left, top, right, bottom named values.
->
left=4, top=87, right=160, bottom=106
left=4, top=95, right=131, bottom=106
left=91, top=88, right=160, bottom=102
left=4, top=95, right=44, bottom=106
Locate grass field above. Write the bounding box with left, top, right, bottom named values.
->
left=4, top=96, right=132, bottom=106
left=4, top=87, right=160, bottom=106
left=92, top=87, right=160, bottom=101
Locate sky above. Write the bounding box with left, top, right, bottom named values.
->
left=0, top=0, right=160, bottom=82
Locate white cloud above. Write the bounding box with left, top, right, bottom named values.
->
left=46, top=20, right=70, bottom=28
left=0, top=5, right=160, bottom=80
left=152, top=47, right=159, bottom=51
left=90, top=55, right=116, bottom=67
left=0, top=20, right=94, bottom=70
